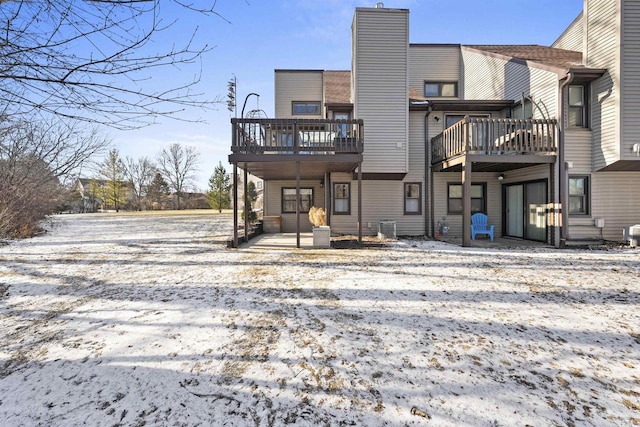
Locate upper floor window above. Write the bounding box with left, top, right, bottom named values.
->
left=511, top=100, right=533, bottom=120
left=568, top=85, right=588, bottom=127
left=424, top=81, right=457, bottom=97
left=292, top=101, right=321, bottom=115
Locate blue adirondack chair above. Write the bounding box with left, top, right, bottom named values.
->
left=471, top=213, right=494, bottom=241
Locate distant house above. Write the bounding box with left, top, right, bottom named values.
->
left=230, top=1, right=640, bottom=248
left=75, top=178, right=133, bottom=212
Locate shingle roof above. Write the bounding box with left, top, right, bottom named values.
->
left=463, top=45, right=584, bottom=71
left=323, top=71, right=351, bottom=104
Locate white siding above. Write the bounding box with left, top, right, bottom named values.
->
left=274, top=71, right=324, bottom=118
left=409, top=45, right=460, bottom=98
left=585, top=0, right=620, bottom=170
left=353, top=8, right=409, bottom=173
left=552, top=13, right=584, bottom=52
left=621, top=0, right=640, bottom=162
left=591, top=172, right=640, bottom=241
left=461, top=49, right=558, bottom=119
left=264, top=181, right=325, bottom=233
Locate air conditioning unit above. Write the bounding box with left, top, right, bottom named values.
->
left=378, top=220, right=396, bottom=241
left=623, top=224, right=640, bottom=247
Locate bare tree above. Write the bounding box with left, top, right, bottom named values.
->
left=98, top=149, right=127, bottom=212
left=124, top=156, right=156, bottom=211
left=0, top=118, right=110, bottom=237
left=157, top=143, right=200, bottom=210
left=0, top=1, right=225, bottom=129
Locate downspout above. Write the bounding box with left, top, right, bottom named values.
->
left=558, top=72, right=575, bottom=245
left=424, top=106, right=432, bottom=237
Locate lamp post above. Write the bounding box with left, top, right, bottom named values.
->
left=241, top=92, right=260, bottom=118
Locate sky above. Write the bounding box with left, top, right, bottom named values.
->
left=109, top=0, right=585, bottom=191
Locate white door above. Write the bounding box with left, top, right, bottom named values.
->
left=506, top=185, right=524, bottom=238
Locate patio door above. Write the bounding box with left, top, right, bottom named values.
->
left=504, top=180, right=548, bottom=242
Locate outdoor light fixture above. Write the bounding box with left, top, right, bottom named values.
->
left=434, top=116, right=440, bottom=122
left=498, top=173, right=505, bottom=181
left=320, top=178, right=325, bottom=188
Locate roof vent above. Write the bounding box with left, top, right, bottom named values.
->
left=375, top=2, right=384, bottom=8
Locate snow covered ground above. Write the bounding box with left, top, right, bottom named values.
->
left=0, top=212, right=639, bottom=426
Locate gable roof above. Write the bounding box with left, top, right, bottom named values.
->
left=323, top=70, right=351, bottom=105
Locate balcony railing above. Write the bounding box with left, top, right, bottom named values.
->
left=231, top=118, right=364, bottom=156
left=431, top=117, right=558, bottom=164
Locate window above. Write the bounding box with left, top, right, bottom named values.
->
left=334, top=112, right=350, bottom=137
left=292, top=101, right=321, bottom=115
left=569, top=176, right=589, bottom=215
left=404, top=183, right=422, bottom=215
left=568, top=85, right=588, bottom=127
left=444, top=114, right=489, bottom=129
left=511, top=100, right=533, bottom=120
left=424, top=81, right=458, bottom=97
left=281, top=188, right=313, bottom=213
left=333, top=183, right=350, bottom=215
left=448, top=183, right=486, bottom=214
left=257, top=181, right=263, bottom=190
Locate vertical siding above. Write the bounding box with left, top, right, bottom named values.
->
left=622, top=0, right=640, bottom=161
left=565, top=129, right=593, bottom=172
left=585, top=0, right=620, bottom=170
left=274, top=71, right=324, bottom=118
left=552, top=13, right=584, bottom=52
left=461, top=50, right=558, bottom=119
left=408, top=45, right=461, bottom=97
left=353, top=8, right=409, bottom=173
left=591, top=171, right=640, bottom=241
left=264, top=180, right=325, bottom=233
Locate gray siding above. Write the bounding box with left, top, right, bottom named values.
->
left=274, top=71, right=324, bottom=118
left=409, top=45, right=460, bottom=98
left=586, top=0, right=620, bottom=170
left=461, top=49, right=558, bottom=119
left=591, top=172, right=640, bottom=241
left=552, top=13, right=584, bottom=52
left=432, top=172, right=503, bottom=239
left=622, top=0, right=640, bottom=162
left=353, top=8, right=409, bottom=173
left=264, top=180, right=325, bottom=233
left=565, top=129, right=593, bottom=172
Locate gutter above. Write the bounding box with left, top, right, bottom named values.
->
left=558, top=71, right=575, bottom=245
left=424, top=105, right=432, bottom=238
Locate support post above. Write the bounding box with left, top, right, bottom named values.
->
left=462, top=159, right=472, bottom=247
left=233, top=163, right=238, bottom=248
left=296, top=161, right=301, bottom=248
left=244, top=164, right=248, bottom=244
left=358, top=162, right=362, bottom=245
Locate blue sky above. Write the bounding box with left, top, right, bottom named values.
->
left=110, top=0, right=584, bottom=190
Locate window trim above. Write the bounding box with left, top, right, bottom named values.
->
left=424, top=81, right=458, bottom=98
left=447, top=182, right=487, bottom=215
left=281, top=187, right=314, bottom=214
left=568, top=84, right=588, bottom=128
left=292, top=101, right=321, bottom=116
left=568, top=175, right=590, bottom=216
left=332, top=182, right=351, bottom=215
left=404, top=182, right=422, bottom=215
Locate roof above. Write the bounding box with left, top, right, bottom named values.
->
left=323, top=71, right=351, bottom=105
left=462, top=45, right=584, bottom=72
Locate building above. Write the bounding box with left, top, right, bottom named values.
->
left=229, top=1, right=640, bottom=248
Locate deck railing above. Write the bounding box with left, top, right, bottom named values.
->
left=431, top=117, right=558, bottom=164
left=231, top=118, right=364, bottom=155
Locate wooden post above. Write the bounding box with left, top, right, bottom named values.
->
left=244, top=164, right=248, bottom=244
left=233, top=163, right=238, bottom=248
left=296, top=161, right=301, bottom=249
left=358, top=162, right=362, bottom=245
left=462, top=159, right=472, bottom=247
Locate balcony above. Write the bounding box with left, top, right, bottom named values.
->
left=231, top=118, right=363, bottom=156
left=431, top=117, right=558, bottom=169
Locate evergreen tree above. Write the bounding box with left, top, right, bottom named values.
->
left=207, top=162, right=231, bottom=213
left=146, top=172, right=170, bottom=210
